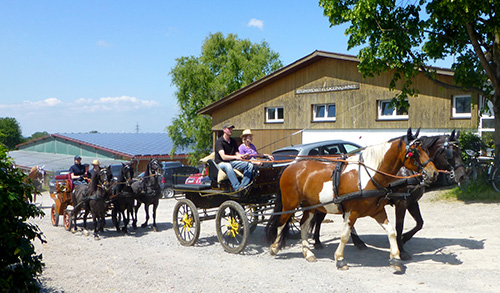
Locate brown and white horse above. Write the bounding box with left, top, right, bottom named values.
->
left=23, top=165, right=45, bottom=202
left=266, top=128, right=439, bottom=272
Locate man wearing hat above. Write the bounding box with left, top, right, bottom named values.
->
left=69, top=155, right=87, bottom=185
left=214, top=123, right=254, bottom=192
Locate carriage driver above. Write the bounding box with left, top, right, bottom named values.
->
left=214, top=123, right=254, bottom=192
left=69, top=155, right=88, bottom=185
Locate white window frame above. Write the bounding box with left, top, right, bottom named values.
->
left=377, top=99, right=409, bottom=120
left=452, top=95, right=472, bottom=118
left=266, top=107, right=284, bottom=123
left=479, top=95, right=495, bottom=134
left=312, top=103, right=336, bottom=122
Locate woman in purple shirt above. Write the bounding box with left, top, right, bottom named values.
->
left=238, top=129, right=274, bottom=160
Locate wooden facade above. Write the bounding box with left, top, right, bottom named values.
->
left=199, top=51, right=477, bottom=154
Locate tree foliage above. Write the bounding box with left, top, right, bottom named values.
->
left=167, top=32, right=282, bottom=164
left=0, top=117, right=24, bottom=150
left=320, top=0, right=500, bottom=152
left=0, top=145, right=45, bottom=292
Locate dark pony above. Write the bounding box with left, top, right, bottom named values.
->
left=266, top=128, right=439, bottom=272
left=310, top=130, right=466, bottom=260
left=110, top=162, right=135, bottom=233
left=132, top=158, right=162, bottom=231
left=23, top=165, right=45, bottom=202
left=72, top=165, right=113, bottom=239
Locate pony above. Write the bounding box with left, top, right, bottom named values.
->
left=110, top=162, right=135, bottom=233
left=23, top=165, right=45, bottom=202
left=310, top=130, right=466, bottom=260
left=265, top=128, right=439, bottom=272
left=71, top=165, right=113, bottom=239
left=132, top=158, right=162, bottom=231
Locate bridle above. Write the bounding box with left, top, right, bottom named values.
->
left=430, top=136, right=465, bottom=180
left=403, top=138, right=433, bottom=173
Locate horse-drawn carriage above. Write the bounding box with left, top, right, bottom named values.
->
left=49, top=173, right=76, bottom=230
left=172, top=156, right=285, bottom=253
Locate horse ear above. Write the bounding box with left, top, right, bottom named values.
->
left=415, top=127, right=420, bottom=138
left=407, top=128, right=413, bottom=140
left=455, top=130, right=460, bottom=140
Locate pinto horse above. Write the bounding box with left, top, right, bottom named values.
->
left=23, top=165, right=45, bottom=202
left=310, top=130, right=466, bottom=260
left=110, top=162, right=135, bottom=233
left=266, top=128, right=439, bottom=272
left=132, top=158, right=162, bottom=231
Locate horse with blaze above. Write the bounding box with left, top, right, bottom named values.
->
left=266, top=128, right=439, bottom=272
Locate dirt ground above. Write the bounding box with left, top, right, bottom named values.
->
left=31, top=187, right=500, bottom=293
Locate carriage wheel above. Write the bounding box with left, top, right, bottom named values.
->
left=51, top=204, right=60, bottom=226
left=492, top=167, right=500, bottom=193
left=216, top=200, right=249, bottom=254
left=63, top=209, right=73, bottom=231
left=162, top=187, right=175, bottom=198
left=245, top=205, right=261, bottom=233
left=173, top=199, right=200, bottom=246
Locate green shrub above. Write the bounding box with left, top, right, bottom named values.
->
left=0, top=145, right=45, bottom=292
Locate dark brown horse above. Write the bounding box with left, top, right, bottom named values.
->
left=110, top=162, right=135, bottom=233
left=132, top=158, right=162, bottom=231
left=266, top=128, right=439, bottom=272
left=71, top=165, right=113, bottom=239
left=310, top=130, right=466, bottom=260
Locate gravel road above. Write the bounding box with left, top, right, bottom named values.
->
left=31, top=188, right=500, bottom=292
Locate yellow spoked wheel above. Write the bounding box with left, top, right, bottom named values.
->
left=51, top=204, right=59, bottom=226
left=216, top=200, right=249, bottom=254
left=173, top=199, right=200, bottom=246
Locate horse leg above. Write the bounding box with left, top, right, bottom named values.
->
left=312, top=211, right=326, bottom=249
left=133, top=201, right=141, bottom=229
left=269, top=214, right=293, bottom=256
left=350, top=226, right=367, bottom=250
left=334, top=211, right=354, bottom=270
left=402, top=201, right=424, bottom=244
left=93, top=214, right=100, bottom=240
left=141, top=203, right=150, bottom=228
left=300, top=212, right=316, bottom=262
left=112, top=207, right=120, bottom=232
left=83, top=209, right=90, bottom=236
left=394, top=201, right=411, bottom=260
left=151, top=200, right=159, bottom=232
left=372, top=209, right=404, bottom=272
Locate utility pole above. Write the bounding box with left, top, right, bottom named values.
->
left=135, top=122, right=140, bottom=133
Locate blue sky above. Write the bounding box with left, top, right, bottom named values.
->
left=0, top=1, right=451, bottom=137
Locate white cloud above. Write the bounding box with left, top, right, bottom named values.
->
left=74, top=96, right=160, bottom=112
left=248, top=18, right=264, bottom=30
left=97, top=40, right=112, bottom=47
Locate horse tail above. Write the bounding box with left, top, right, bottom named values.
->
left=265, top=188, right=291, bottom=249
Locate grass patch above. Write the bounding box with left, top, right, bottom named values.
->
left=438, top=178, right=500, bottom=202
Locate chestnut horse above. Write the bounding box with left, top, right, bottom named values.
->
left=266, top=128, right=439, bottom=272
left=310, top=130, right=466, bottom=260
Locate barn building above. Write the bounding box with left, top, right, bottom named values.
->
left=198, top=50, right=493, bottom=154
left=10, top=132, right=189, bottom=174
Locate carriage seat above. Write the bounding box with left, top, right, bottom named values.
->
left=54, top=173, right=73, bottom=191
left=206, top=159, right=243, bottom=183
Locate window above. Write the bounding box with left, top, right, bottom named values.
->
left=452, top=95, right=471, bottom=118
left=313, top=104, right=336, bottom=121
left=378, top=99, right=409, bottom=120
left=266, top=107, right=284, bottom=123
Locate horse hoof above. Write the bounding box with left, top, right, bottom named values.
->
left=390, top=258, right=404, bottom=273
left=94, top=235, right=100, bottom=240
left=71, top=228, right=77, bottom=234
left=336, top=259, right=349, bottom=270
left=270, top=245, right=279, bottom=256
left=141, top=223, right=147, bottom=228
left=83, top=229, right=89, bottom=236
left=153, top=226, right=158, bottom=232
left=306, top=255, right=317, bottom=262
left=313, top=243, right=324, bottom=250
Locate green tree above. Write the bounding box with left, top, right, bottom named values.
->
left=0, top=117, right=24, bottom=150
left=167, top=32, right=283, bottom=164
left=320, top=0, right=500, bottom=154
left=28, top=132, right=50, bottom=141
left=0, top=145, right=45, bottom=291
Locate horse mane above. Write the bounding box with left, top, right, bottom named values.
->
left=88, top=166, right=100, bottom=194
left=419, top=135, right=441, bottom=151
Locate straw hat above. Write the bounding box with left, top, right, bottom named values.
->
left=92, top=159, right=100, bottom=166
left=240, top=129, right=253, bottom=138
